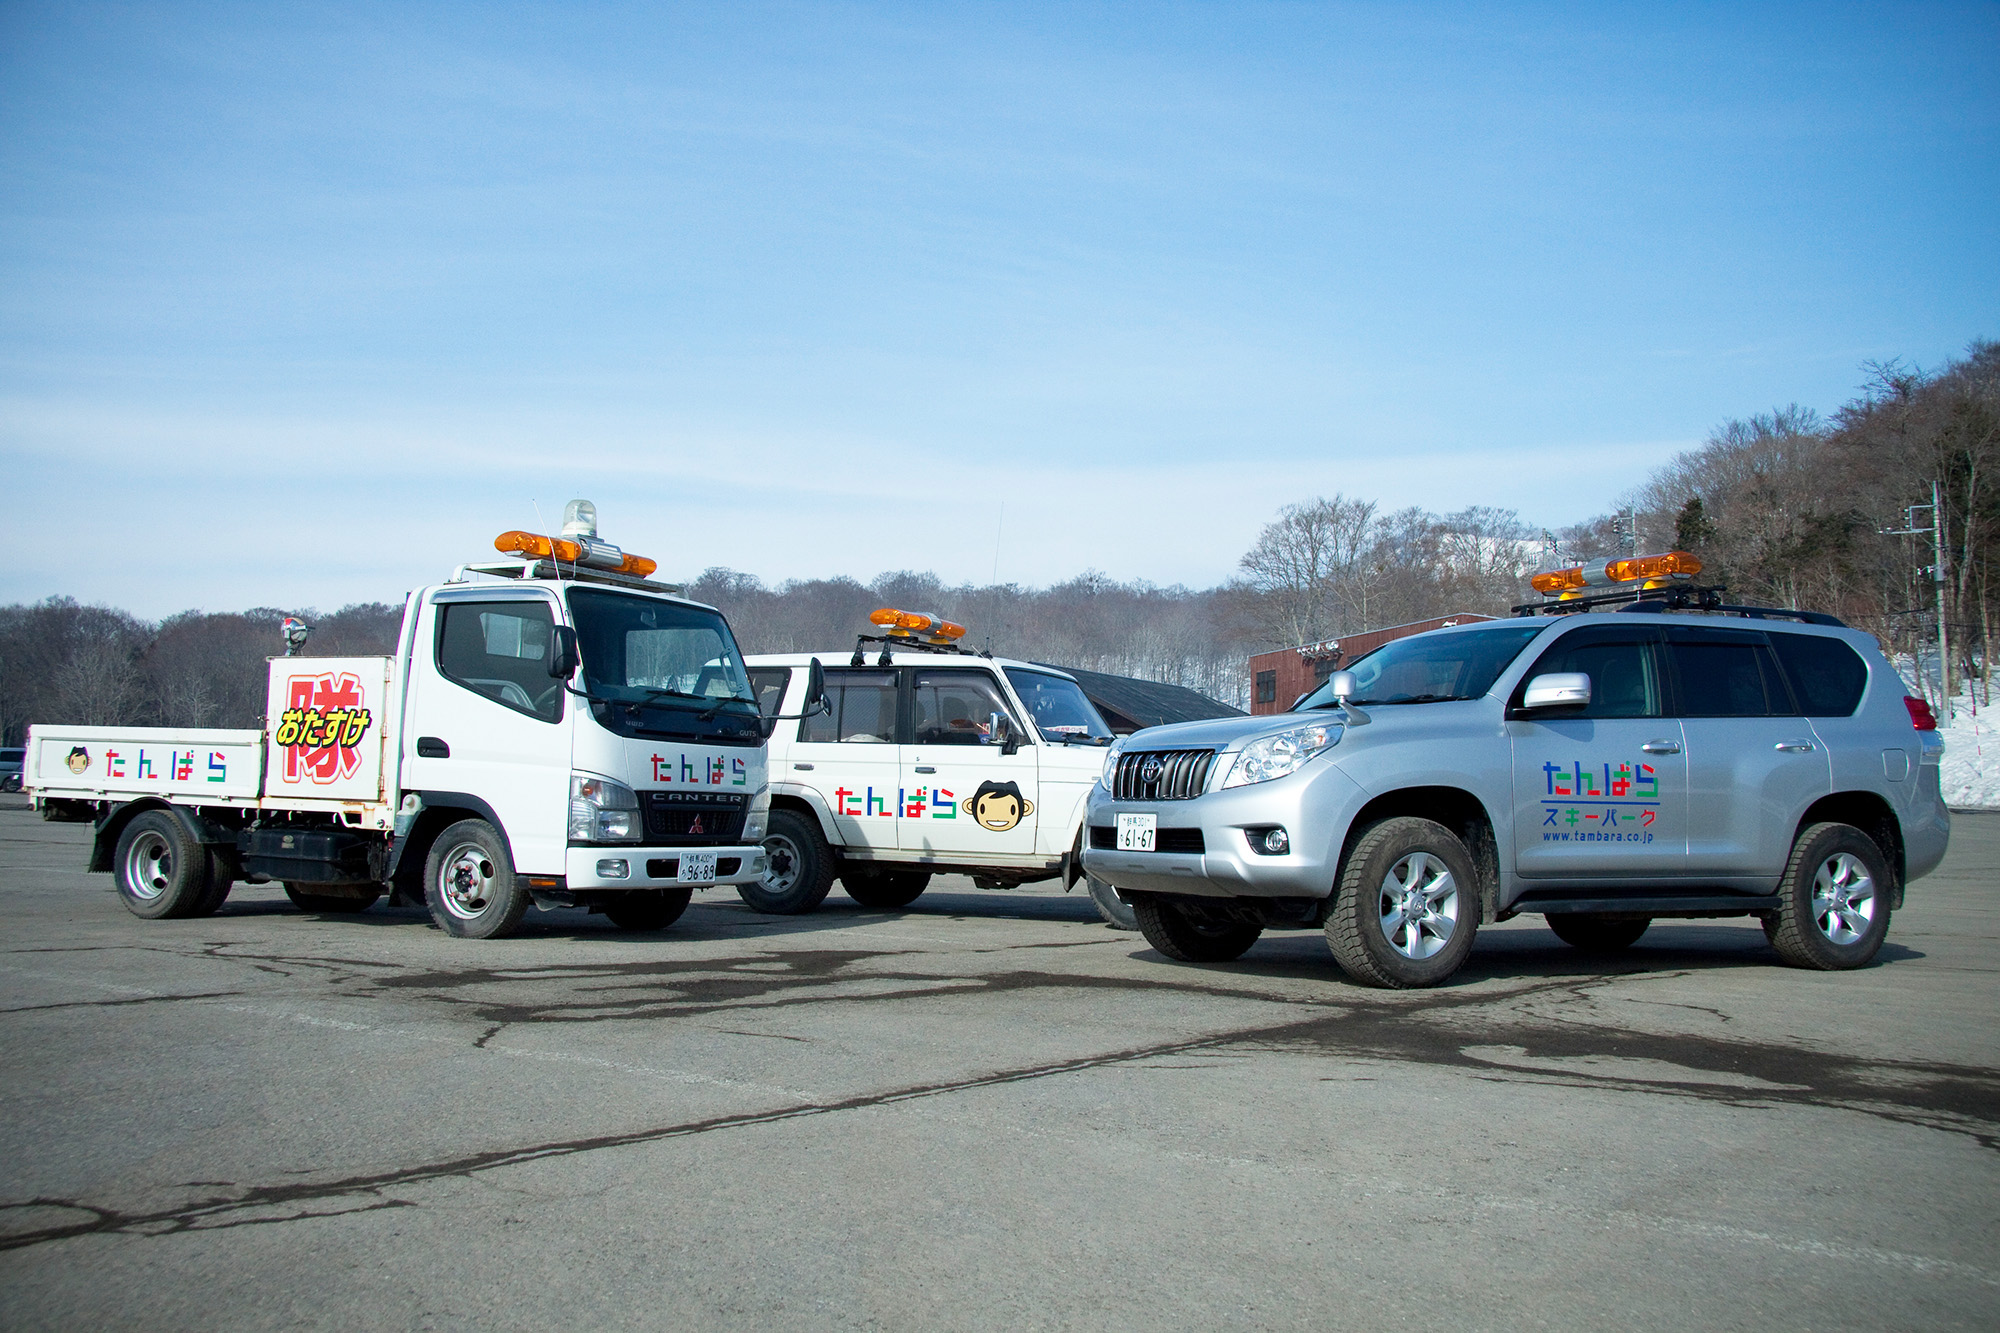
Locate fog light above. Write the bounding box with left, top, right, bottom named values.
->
left=1259, top=827, right=1289, bottom=855
left=596, top=858, right=630, bottom=879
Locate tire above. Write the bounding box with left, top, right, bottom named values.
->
left=1767, top=822, right=1893, bottom=970
left=1086, top=873, right=1138, bottom=931
left=842, top=867, right=931, bottom=909
left=602, top=887, right=694, bottom=931
left=423, top=819, right=530, bottom=939
left=1131, top=895, right=1263, bottom=962
left=739, top=809, right=836, bottom=914
left=1326, top=817, right=1479, bottom=989
left=112, top=810, right=215, bottom=920
left=284, top=881, right=382, bottom=914
left=189, top=853, right=235, bottom=917
left=1546, top=913, right=1651, bottom=952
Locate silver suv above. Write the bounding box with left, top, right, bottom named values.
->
left=1081, top=609, right=1949, bottom=987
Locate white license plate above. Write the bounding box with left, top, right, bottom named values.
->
left=677, top=852, right=718, bottom=884
left=1117, top=813, right=1157, bottom=852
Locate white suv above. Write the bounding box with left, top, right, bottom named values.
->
left=742, top=642, right=1126, bottom=922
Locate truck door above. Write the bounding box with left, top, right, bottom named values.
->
left=901, top=667, right=1039, bottom=860
left=400, top=592, right=573, bottom=875
left=789, top=668, right=902, bottom=855
left=1665, top=625, right=1831, bottom=877
left=1508, top=623, right=1690, bottom=880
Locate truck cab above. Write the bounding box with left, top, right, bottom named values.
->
left=740, top=609, right=1125, bottom=921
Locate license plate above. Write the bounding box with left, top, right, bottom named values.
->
left=677, top=852, right=717, bottom=884
left=1117, top=813, right=1157, bottom=852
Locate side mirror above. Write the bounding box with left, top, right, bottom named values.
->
left=1520, top=672, right=1591, bottom=710
left=989, top=711, right=1018, bottom=755
left=548, top=625, right=579, bottom=679
left=1328, top=670, right=1357, bottom=701
left=803, top=657, right=830, bottom=716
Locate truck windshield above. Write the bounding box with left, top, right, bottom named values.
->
left=567, top=589, right=762, bottom=745
left=1295, top=622, right=1547, bottom=708
left=1004, top=668, right=1115, bottom=743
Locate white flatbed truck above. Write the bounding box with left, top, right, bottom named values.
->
left=26, top=504, right=823, bottom=939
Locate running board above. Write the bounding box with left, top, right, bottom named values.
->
left=1502, top=893, right=1781, bottom=919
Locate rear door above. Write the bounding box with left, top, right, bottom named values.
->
left=901, top=667, right=1040, bottom=859
left=788, top=668, right=902, bottom=854
left=1667, top=625, right=1831, bottom=876
left=1508, top=623, right=1690, bottom=879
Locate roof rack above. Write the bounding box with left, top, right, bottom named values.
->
left=848, top=632, right=993, bottom=667
left=1510, top=582, right=1846, bottom=627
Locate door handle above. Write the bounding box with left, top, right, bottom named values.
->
left=792, top=763, right=814, bottom=771
left=914, top=765, right=937, bottom=774
left=1640, top=740, right=1681, bottom=754
left=1775, top=740, right=1816, bottom=752
left=416, top=736, right=450, bottom=759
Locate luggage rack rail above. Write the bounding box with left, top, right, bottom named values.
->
left=1511, top=582, right=1846, bottom=627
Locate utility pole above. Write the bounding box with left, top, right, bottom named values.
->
left=1886, top=482, right=1952, bottom=712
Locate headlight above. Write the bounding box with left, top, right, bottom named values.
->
left=570, top=773, right=642, bottom=843
left=1099, top=738, right=1128, bottom=790
left=743, top=783, right=771, bottom=842
left=1222, top=721, right=1342, bottom=789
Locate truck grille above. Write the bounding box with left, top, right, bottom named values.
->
left=644, top=790, right=748, bottom=845
left=1110, top=749, right=1217, bottom=801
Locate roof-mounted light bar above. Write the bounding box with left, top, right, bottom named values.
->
left=870, top=607, right=967, bottom=645
left=1531, top=550, right=1703, bottom=599
left=493, top=500, right=658, bottom=579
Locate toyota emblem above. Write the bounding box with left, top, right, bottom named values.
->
left=1139, top=756, right=1165, bottom=785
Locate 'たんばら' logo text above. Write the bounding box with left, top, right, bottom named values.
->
left=276, top=673, right=373, bottom=785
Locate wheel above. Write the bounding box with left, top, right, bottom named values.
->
left=112, top=810, right=215, bottom=919
left=602, top=887, right=694, bottom=930
left=1767, top=822, right=1893, bottom=970
left=422, top=819, right=530, bottom=939
left=1086, top=872, right=1138, bottom=930
left=1326, top=817, right=1479, bottom=988
left=739, top=809, right=836, bottom=914
left=842, top=867, right=931, bottom=909
left=1546, top=913, right=1651, bottom=952
left=284, top=881, right=382, bottom=914
left=1131, top=895, right=1263, bottom=962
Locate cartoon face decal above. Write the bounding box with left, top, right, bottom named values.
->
left=65, top=746, right=89, bottom=775
left=964, top=780, right=1034, bottom=832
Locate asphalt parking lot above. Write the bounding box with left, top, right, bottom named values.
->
left=1, top=797, right=1996, bottom=1331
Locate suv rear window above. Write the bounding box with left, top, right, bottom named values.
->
left=1769, top=633, right=1869, bottom=717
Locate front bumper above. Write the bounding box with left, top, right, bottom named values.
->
left=1079, top=762, right=1366, bottom=901
left=564, top=844, right=767, bottom=890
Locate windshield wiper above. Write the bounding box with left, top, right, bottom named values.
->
left=1045, top=731, right=1113, bottom=746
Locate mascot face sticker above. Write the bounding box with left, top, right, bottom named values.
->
left=65, top=746, right=89, bottom=775
left=964, top=780, right=1034, bottom=832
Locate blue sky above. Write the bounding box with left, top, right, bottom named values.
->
left=2, top=1, right=1995, bottom=618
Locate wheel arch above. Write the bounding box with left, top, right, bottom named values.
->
left=1797, top=791, right=1905, bottom=907
left=769, top=791, right=840, bottom=846
left=390, top=792, right=516, bottom=899
left=1339, top=786, right=1502, bottom=923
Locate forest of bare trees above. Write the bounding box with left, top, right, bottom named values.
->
left=2, top=339, right=1992, bottom=742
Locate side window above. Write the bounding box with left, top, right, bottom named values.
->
left=913, top=669, right=1025, bottom=746
left=1518, top=626, right=1662, bottom=718
left=799, top=669, right=899, bottom=743
left=747, top=668, right=791, bottom=718
left=1769, top=633, right=1868, bottom=716
left=436, top=600, right=561, bottom=722
left=1666, top=626, right=1797, bottom=717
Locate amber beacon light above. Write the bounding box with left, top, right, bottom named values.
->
left=1530, top=550, right=1703, bottom=598
left=494, top=499, right=659, bottom=579
left=870, top=608, right=968, bottom=644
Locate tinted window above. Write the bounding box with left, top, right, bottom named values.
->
left=914, top=669, right=1024, bottom=746
left=436, top=600, right=561, bottom=722
left=1520, top=626, right=1661, bottom=718
left=1667, top=626, right=1796, bottom=717
left=1769, top=633, right=1868, bottom=716
left=800, top=670, right=899, bottom=743
left=747, top=668, right=791, bottom=718
left=1297, top=623, right=1547, bottom=708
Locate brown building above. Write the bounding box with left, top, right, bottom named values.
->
left=1248, top=613, right=1498, bottom=715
